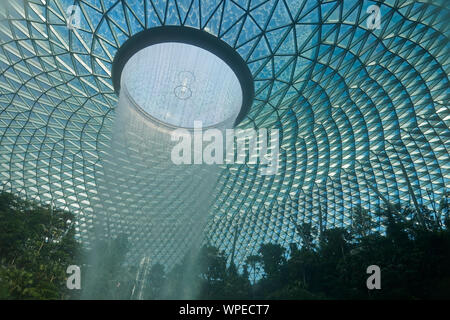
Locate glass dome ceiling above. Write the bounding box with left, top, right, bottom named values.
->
left=0, top=0, right=449, bottom=266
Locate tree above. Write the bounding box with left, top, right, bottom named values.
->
left=0, top=192, right=80, bottom=299
left=245, top=254, right=262, bottom=284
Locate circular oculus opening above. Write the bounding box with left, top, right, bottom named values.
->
left=112, top=26, right=254, bottom=128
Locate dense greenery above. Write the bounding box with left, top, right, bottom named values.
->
left=0, top=192, right=80, bottom=299
left=142, top=201, right=450, bottom=300
left=1, top=190, right=449, bottom=299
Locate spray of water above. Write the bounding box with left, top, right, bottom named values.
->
left=84, top=80, right=235, bottom=299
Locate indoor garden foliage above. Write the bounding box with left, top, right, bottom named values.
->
left=0, top=191, right=449, bottom=300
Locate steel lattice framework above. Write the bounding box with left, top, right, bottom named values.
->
left=0, top=0, right=449, bottom=266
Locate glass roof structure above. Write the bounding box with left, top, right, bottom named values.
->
left=0, top=0, right=449, bottom=266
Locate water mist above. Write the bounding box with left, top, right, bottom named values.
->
left=84, top=27, right=254, bottom=299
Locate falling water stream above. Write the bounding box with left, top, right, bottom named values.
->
left=85, top=89, right=228, bottom=299
left=83, top=40, right=244, bottom=299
